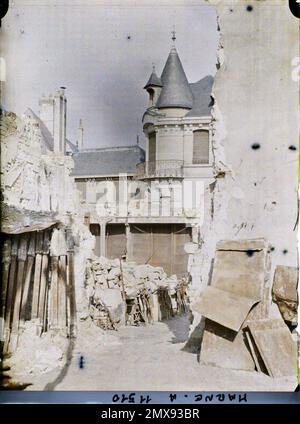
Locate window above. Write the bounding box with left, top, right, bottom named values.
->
left=147, top=88, right=155, bottom=106
left=193, top=130, right=209, bottom=164
left=148, top=132, right=156, bottom=163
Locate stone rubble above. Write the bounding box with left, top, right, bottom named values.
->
left=84, top=256, right=189, bottom=330
left=5, top=321, right=68, bottom=379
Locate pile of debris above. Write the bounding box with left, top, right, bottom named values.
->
left=84, top=256, right=189, bottom=330
left=194, top=238, right=298, bottom=378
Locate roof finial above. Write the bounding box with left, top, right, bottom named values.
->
left=152, top=62, right=156, bottom=73
left=171, top=26, right=176, bottom=44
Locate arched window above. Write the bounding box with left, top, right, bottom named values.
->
left=193, top=130, right=209, bottom=164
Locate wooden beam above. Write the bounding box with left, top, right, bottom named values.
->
left=31, top=232, right=44, bottom=319
left=66, top=228, right=76, bottom=338
left=37, top=230, right=50, bottom=335
left=49, top=256, right=59, bottom=330
left=1, top=238, right=11, bottom=348
left=58, top=255, right=67, bottom=330
left=3, top=237, right=18, bottom=352
left=20, top=233, right=36, bottom=327
left=10, top=235, right=28, bottom=351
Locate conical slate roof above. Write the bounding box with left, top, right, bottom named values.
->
left=144, top=70, right=162, bottom=89
left=156, top=47, right=193, bottom=109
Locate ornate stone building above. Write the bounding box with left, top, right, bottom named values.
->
left=72, top=40, right=214, bottom=278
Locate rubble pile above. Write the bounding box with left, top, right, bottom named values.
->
left=194, top=238, right=298, bottom=378
left=84, top=256, right=189, bottom=330
left=272, top=265, right=298, bottom=328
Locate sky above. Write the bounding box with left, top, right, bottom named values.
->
left=1, top=0, right=219, bottom=149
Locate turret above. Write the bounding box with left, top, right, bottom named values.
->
left=143, top=65, right=162, bottom=108
left=156, top=45, right=193, bottom=117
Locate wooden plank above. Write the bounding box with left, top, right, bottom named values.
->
left=10, top=235, right=28, bottom=351
left=36, top=254, right=49, bottom=335
left=50, top=256, right=59, bottom=329
left=58, top=255, right=67, bottom=329
left=3, top=238, right=18, bottom=352
left=43, top=280, right=49, bottom=333
left=31, top=231, right=44, bottom=319
left=1, top=238, right=11, bottom=342
left=37, top=230, right=50, bottom=334
left=66, top=228, right=76, bottom=338
left=20, top=233, right=36, bottom=326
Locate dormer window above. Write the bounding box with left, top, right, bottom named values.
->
left=193, top=130, right=210, bottom=164
left=147, top=88, right=155, bottom=105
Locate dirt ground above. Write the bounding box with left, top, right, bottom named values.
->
left=24, top=314, right=297, bottom=392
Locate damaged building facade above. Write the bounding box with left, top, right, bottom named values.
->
left=0, top=0, right=298, bottom=389
left=0, top=89, right=94, bottom=379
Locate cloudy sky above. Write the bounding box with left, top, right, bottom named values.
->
left=1, top=0, right=218, bottom=149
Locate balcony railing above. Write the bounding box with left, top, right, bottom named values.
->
left=136, top=160, right=183, bottom=178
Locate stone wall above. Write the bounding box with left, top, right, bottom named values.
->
left=189, top=1, right=299, bottom=339
left=1, top=109, right=78, bottom=217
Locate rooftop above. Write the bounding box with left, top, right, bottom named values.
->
left=187, top=75, right=214, bottom=117
left=156, top=47, right=193, bottom=109
left=72, top=145, right=145, bottom=177
left=144, top=45, right=214, bottom=116
left=144, top=69, right=162, bottom=89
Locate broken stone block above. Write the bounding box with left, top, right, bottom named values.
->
left=200, top=319, right=255, bottom=371
left=194, top=286, right=260, bottom=332
left=94, top=288, right=125, bottom=326
left=107, top=268, right=120, bottom=280
left=125, top=286, right=138, bottom=299
left=85, top=255, right=188, bottom=328
left=133, top=264, right=153, bottom=280
left=272, top=265, right=298, bottom=326
left=197, top=238, right=272, bottom=372
left=212, top=238, right=271, bottom=303
left=246, top=319, right=298, bottom=378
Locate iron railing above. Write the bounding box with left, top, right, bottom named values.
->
left=136, top=160, right=184, bottom=178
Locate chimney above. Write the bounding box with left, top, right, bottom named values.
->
left=77, top=119, right=84, bottom=150
left=39, top=87, right=67, bottom=155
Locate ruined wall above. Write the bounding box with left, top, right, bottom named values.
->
left=1, top=110, right=78, bottom=217
left=189, top=1, right=298, bottom=335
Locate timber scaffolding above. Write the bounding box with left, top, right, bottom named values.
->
left=0, top=223, right=77, bottom=355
